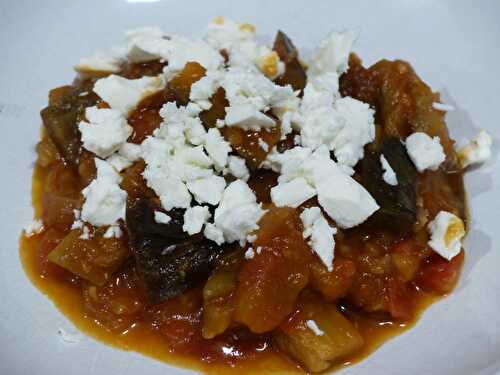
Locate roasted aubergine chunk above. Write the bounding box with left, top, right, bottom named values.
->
left=273, top=31, right=307, bottom=92
left=126, top=198, right=225, bottom=304
left=358, top=137, right=417, bottom=232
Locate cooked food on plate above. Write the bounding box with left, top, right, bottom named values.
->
left=21, top=17, right=492, bottom=374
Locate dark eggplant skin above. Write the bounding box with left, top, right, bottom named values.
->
left=40, top=80, right=99, bottom=166
left=273, top=31, right=307, bottom=92
left=126, top=198, right=226, bottom=305
left=358, top=137, right=417, bottom=233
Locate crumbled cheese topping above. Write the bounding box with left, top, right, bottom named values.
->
left=305, top=319, right=325, bottom=336
left=226, top=155, right=250, bottom=181
left=154, top=211, right=171, bottom=224
left=107, top=142, right=142, bottom=172
left=24, top=219, right=44, bottom=237
left=432, top=102, right=455, bottom=112
left=427, top=211, right=465, bottom=260
left=75, top=51, right=123, bottom=74
left=271, top=177, right=316, bottom=208
left=300, top=207, right=337, bottom=271
left=79, top=107, right=132, bottom=158
left=81, top=158, right=127, bottom=227
left=183, top=206, right=211, bottom=235
left=244, top=247, right=255, bottom=259
left=380, top=154, right=398, bottom=186
left=307, top=30, right=358, bottom=76
left=405, top=132, right=446, bottom=172
left=103, top=225, right=122, bottom=239
left=457, top=130, right=492, bottom=168
left=93, top=74, right=165, bottom=115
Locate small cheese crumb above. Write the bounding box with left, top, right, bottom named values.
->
left=204, top=223, right=225, bottom=245
left=300, top=207, right=337, bottom=271
left=256, top=246, right=262, bottom=254
left=186, top=175, right=226, bottom=205
left=204, top=128, right=232, bottom=171
left=427, top=211, right=465, bottom=260
left=305, top=320, right=325, bottom=336
left=380, top=154, right=398, bottom=186
left=79, top=107, right=132, bottom=158
left=226, top=155, right=250, bottom=181
left=75, top=52, right=122, bottom=74
left=457, top=130, right=492, bottom=168
left=93, top=74, right=165, bottom=115
left=256, top=50, right=285, bottom=80
left=271, top=177, right=316, bottom=208
left=154, top=211, right=171, bottom=224
left=244, top=247, right=255, bottom=259
left=79, top=226, right=91, bottom=240
left=405, top=132, right=446, bottom=172
left=258, top=138, right=269, bottom=152
left=432, top=102, right=455, bottom=112
left=24, top=219, right=44, bottom=237
left=308, top=30, right=358, bottom=76
left=103, top=225, right=122, bottom=238
left=81, top=159, right=127, bottom=227
left=183, top=206, right=211, bottom=235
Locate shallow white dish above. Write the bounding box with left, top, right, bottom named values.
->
left=1, top=0, right=499, bottom=374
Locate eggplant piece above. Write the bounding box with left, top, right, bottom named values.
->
left=126, top=198, right=225, bottom=304
left=273, top=31, right=307, bottom=92
left=358, top=137, right=417, bottom=232
left=41, top=82, right=100, bottom=166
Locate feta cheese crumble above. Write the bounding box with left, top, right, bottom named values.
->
left=154, top=211, right=172, bottom=224
left=432, top=102, right=455, bottom=112
left=75, top=51, right=122, bottom=74
left=300, top=207, right=337, bottom=271
left=226, top=155, right=250, bottom=181
left=24, top=219, right=44, bottom=237
left=457, top=130, right=492, bottom=168
left=405, top=132, right=446, bottom=172
left=270, top=177, right=316, bottom=208
left=183, top=206, right=211, bottom=235
left=305, top=320, right=325, bottom=336
left=81, top=159, right=127, bottom=227
left=427, top=211, right=465, bottom=260
left=380, top=154, right=398, bottom=186
left=79, top=107, right=132, bottom=158
left=93, top=74, right=165, bottom=115
left=244, top=247, right=255, bottom=259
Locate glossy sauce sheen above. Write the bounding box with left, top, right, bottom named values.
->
left=21, top=56, right=466, bottom=374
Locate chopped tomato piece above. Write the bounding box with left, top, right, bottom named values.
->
left=417, top=251, right=464, bottom=295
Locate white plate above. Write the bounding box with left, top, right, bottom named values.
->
left=1, top=1, right=499, bottom=374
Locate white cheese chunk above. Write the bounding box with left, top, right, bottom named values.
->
left=154, top=211, right=171, bottom=224
left=79, top=226, right=91, bottom=240
left=380, top=154, right=398, bottom=186
left=306, top=320, right=325, bottom=336
left=79, top=107, right=132, bottom=158
left=308, top=30, right=358, bottom=76
left=75, top=52, right=122, bottom=74
left=256, top=49, right=285, bottom=80
left=405, top=132, right=446, bottom=172
left=213, top=180, right=265, bottom=244
left=24, top=219, right=44, bottom=237
left=456, top=130, right=492, bottom=168
left=107, top=142, right=142, bottom=172
left=125, top=26, right=167, bottom=63
left=204, top=223, right=225, bottom=245
left=244, top=247, right=255, bottom=259
left=258, top=138, right=269, bottom=152
left=427, top=211, right=465, bottom=260
left=103, top=225, right=122, bottom=239
left=432, top=102, right=455, bottom=112
left=300, top=207, right=337, bottom=271
left=271, top=177, right=316, bottom=208
left=226, top=155, right=250, bottom=181
left=204, top=128, right=231, bottom=170
left=186, top=175, right=226, bottom=205
left=81, top=159, right=127, bottom=227
left=183, top=206, right=211, bottom=235
left=225, top=103, right=276, bottom=130
left=93, top=74, right=165, bottom=115
left=316, top=171, right=379, bottom=229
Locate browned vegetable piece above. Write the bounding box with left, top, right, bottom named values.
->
left=48, top=229, right=131, bottom=286
left=120, top=160, right=155, bottom=199
left=275, top=293, right=364, bottom=372
left=223, top=125, right=281, bottom=169
left=168, top=61, right=206, bottom=105
left=41, top=82, right=100, bottom=166
left=232, top=206, right=312, bottom=333
left=126, top=198, right=226, bottom=304
left=128, top=89, right=172, bottom=144
left=308, top=257, right=357, bottom=301
left=273, top=31, right=307, bottom=92
left=119, top=60, right=166, bottom=79
left=202, top=249, right=243, bottom=339
left=199, top=87, right=228, bottom=128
